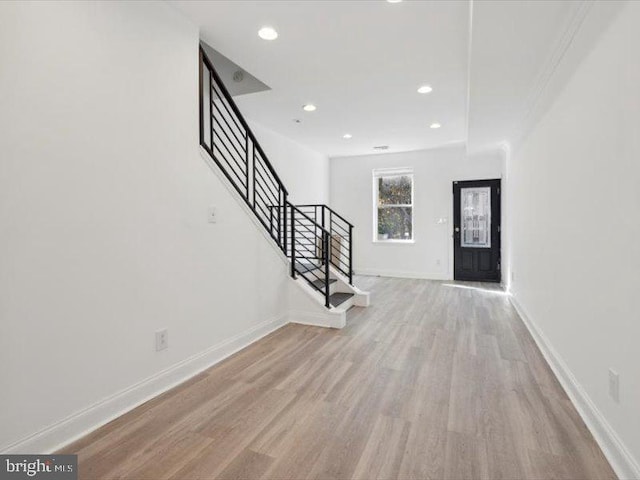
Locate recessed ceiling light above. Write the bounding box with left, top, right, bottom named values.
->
left=430, top=123, right=442, bottom=129
left=417, top=85, right=433, bottom=94
left=387, top=0, right=403, bottom=3
left=303, top=104, right=316, bottom=112
left=343, top=134, right=352, bottom=139
left=373, top=145, right=389, bottom=150
left=258, top=26, right=278, bottom=41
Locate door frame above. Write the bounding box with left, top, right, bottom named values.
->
left=452, top=178, right=501, bottom=282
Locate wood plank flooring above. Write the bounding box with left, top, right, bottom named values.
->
left=61, top=276, right=616, bottom=480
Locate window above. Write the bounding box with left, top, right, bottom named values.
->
left=373, top=168, right=414, bottom=242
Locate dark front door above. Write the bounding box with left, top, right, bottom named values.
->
left=453, top=179, right=501, bottom=282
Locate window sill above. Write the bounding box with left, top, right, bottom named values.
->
left=372, top=239, right=415, bottom=245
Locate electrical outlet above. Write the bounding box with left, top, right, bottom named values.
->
left=155, top=329, right=168, bottom=351
left=510, top=271, right=515, bottom=282
left=436, top=259, right=441, bottom=266
left=609, top=369, right=619, bottom=402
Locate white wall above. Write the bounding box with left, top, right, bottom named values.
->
left=507, top=1, right=640, bottom=475
left=330, top=145, right=504, bottom=280
left=0, top=1, right=322, bottom=453
left=250, top=121, right=329, bottom=205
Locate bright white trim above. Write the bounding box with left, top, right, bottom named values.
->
left=510, top=295, right=640, bottom=480
left=355, top=268, right=449, bottom=281
left=372, top=168, right=415, bottom=243
left=2, top=314, right=288, bottom=454
left=372, top=239, right=416, bottom=245
left=289, top=310, right=346, bottom=329
left=372, top=167, right=414, bottom=177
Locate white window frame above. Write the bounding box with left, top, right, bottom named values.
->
left=372, top=167, right=415, bottom=244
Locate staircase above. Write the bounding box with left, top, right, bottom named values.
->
left=198, top=46, right=367, bottom=316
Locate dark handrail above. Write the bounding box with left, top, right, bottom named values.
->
left=287, top=203, right=330, bottom=235
left=200, top=46, right=288, bottom=196
left=204, top=52, right=286, bottom=196
left=295, top=204, right=354, bottom=227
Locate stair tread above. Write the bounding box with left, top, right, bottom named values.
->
left=310, top=278, right=338, bottom=289
left=329, top=292, right=354, bottom=308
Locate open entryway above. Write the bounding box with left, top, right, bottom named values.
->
left=453, top=179, right=501, bottom=282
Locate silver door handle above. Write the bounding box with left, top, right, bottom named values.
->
left=455, top=227, right=460, bottom=232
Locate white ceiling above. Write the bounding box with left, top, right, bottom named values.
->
left=169, top=0, right=623, bottom=158
left=467, top=0, right=583, bottom=153
left=170, top=0, right=469, bottom=157
left=467, top=0, right=626, bottom=153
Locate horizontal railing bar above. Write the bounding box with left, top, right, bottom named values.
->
left=294, top=243, right=319, bottom=259
left=330, top=255, right=350, bottom=271
left=211, top=101, right=247, bottom=155
left=296, top=236, right=319, bottom=249
left=210, top=89, right=246, bottom=141
left=204, top=144, right=252, bottom=208
left=330, top=219, right=350, bottom=233
left=293, top=222, right=323, bottom=238
left=253, top=157, right=280, bottom=187
left=254, top=201, right=281, bottom=231
left=293, top=255, right=322, bottom=266
left=201, top=47, right=288, bottom=196
left=253, top=148, right=287, bottom=196
left=294, top=261, right=324, bottom=277
left=288, top=203, right=330, bottom=235
left=254, top=174, right=278, bottom=198
left=254, top=185, right=280, bottom=210
left=253, top=168, right=280, bottom=200
left=328, top=229, right=349, bottom=242
left=296, top=204, right=354, bottom=227
left=212, top=116, right=247, bottom=168
left=213, top=143, right=248, bottom=188
left=294, top=243, right=320, bottom=256
left=212, top=128, right=247, bottom=172
left=213, top=147, right=248, bottom=187
left=254, top=163, right=281, bottom=197
left=253, top=199, right=273, bottom=221
left=210, top=81, right=247, bottom=141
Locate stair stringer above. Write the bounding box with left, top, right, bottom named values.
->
left=288, top=277, right=346, bottom=329
left=328, top=267, right=371, bottom=307
left=288, top=268, right=371, bottom=330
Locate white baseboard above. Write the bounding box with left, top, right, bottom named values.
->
left=289, top=310, right=345, bottom=329
left=510, top=295, right=640, bottom=480
left=355, top=268, right=450, bottom=281
left=2, top=314, right=288, bottom=455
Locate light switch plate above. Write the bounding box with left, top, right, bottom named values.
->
left=156, top=329, right=168, bottom=351
left=208, top=206, right=217, bottom=223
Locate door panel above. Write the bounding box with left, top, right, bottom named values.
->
left=453, top=179, right=501, bottom=282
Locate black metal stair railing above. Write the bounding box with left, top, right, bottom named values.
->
left=295, top=205, right=353, bottom=284
left=199, top=47, right=288, bottom=253
left=288, top=202, right=332, bottom=308
left=199, top=46, right=355, bottom=308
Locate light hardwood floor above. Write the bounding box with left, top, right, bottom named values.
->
left=62, top=276, right=616, bottom=480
